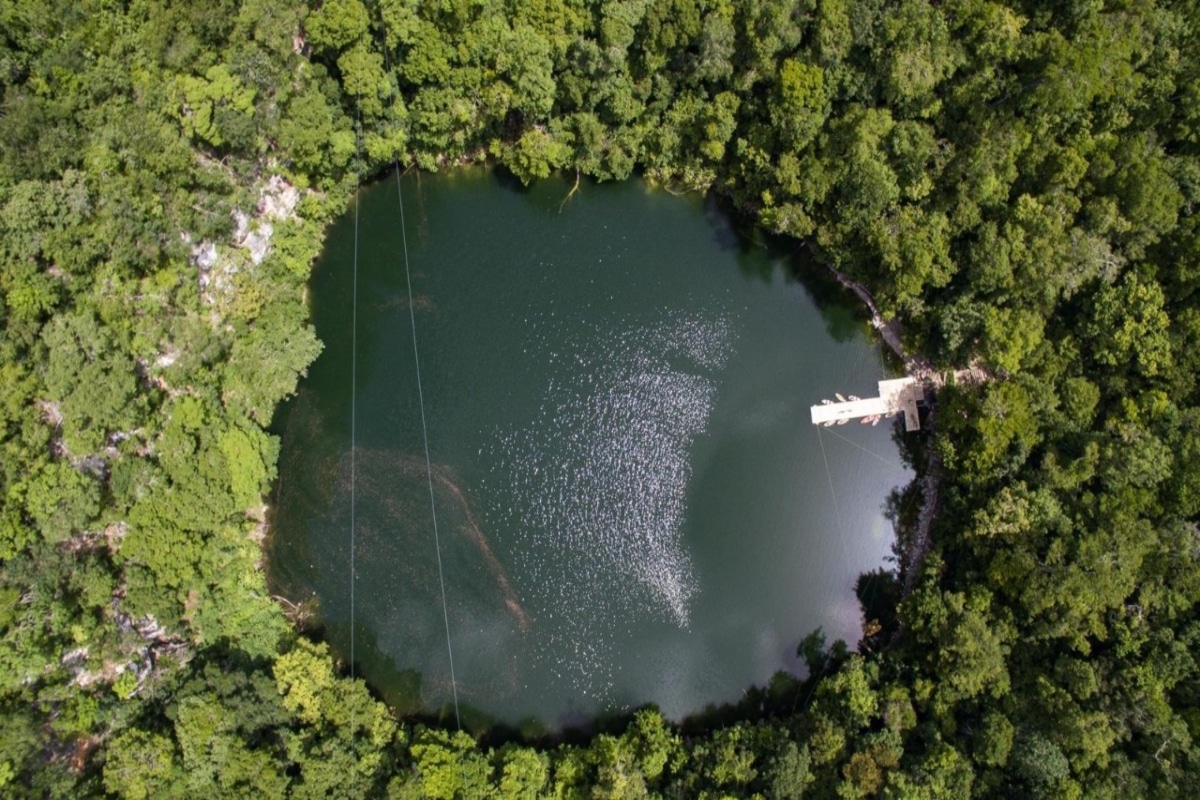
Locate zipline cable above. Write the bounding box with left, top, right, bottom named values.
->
left=373, top=24, right=463, bottom=730
left=788, top=426, right=847, bottom=717
left=394, top=159, right=463, bottom=730
left=349, top=111, right=362, bottom=793
left=816, top=417, right=843, bottom=526
left=815, top=422, right=852, bottom=566
left=822, top=425, right=906, bottom=470
left=819, top=347, right=914, bottom=653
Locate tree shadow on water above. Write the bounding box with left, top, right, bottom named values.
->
left=346, top=623, right=425, bottom=716
left=701, top=192, right=873, bottom=344
left=855, top=567, right=903, bottom=656
left=489, top=164, right=530, bottom=195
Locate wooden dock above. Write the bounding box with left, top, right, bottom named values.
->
left=810, top=378, right=923, bottom=431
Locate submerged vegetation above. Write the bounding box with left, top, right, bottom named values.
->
left=1, top=0, right=1198, bottom=796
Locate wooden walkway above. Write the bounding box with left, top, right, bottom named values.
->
left=810, top=377, right=923, bottom=431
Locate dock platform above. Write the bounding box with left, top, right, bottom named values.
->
left=811, top=378, right=923, bottom=431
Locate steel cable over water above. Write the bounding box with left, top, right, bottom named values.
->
left=823, top=425, right=906, bottom=470
left=349, top=112, right=361, bottom=794
left=393, top=161, right=463, bottom=729
left=374, top=23, right=463, bottom=730
left=816, top=423, right=853, bottom=574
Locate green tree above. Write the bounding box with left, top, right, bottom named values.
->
left=974, top=711, right=1014, bottom=767
left=880, top=0, right=957, bottom=117
left=175, top=64, right=258, bottom=149
left=503, top=124, right=574, bottom=185
left=223, top=301, right=322, bottom=424
left=496, top=745, right=550, bottom=800
left=274, top=639, right=397, bottom=794
left=305, top=0, right=369, bottom=54
left=218, top=424, right=277, bottom=511
left=773, top=59, right=828, bottom=150
left=766, top=741, right=813, bottom=799
left=103, top=729, right=182, bottom=800
left=405, top=727, right=491, bottom=800
left=339, top=41, right=390, bottom=117
left=279, top=76, right=357, bottom=179
left=23, top=461, right=100, bottom=544
left=41, top=311, right=137, bottom=455
left=1009, top=730, right=1071, bottom=795
left=1084, top=272, right=1172, bottom=379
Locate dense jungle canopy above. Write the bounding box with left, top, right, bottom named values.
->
left=1, top=0, right=1199, bottom=796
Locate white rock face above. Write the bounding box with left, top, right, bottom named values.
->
left=232, top=209, right=250, bottom=243
left=188, top=174, right=304, bottom=305
left=242, top=222, right=274, bottom=266
left=154, top=347, right=179, bottom=368
left=258, top=175, right=300, bottom=221
left=191, top=240, right=218, bottom=270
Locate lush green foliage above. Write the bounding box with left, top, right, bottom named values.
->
left=2, top=0, right=1199, bottom=796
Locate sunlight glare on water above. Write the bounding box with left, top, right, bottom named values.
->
left=482, top=311, right=736, bottom=700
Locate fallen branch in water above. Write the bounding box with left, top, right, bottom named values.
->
left=558, top=169, right=581, bottom=212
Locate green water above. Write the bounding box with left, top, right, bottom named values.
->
left=267, top=169, right=912, bottom=728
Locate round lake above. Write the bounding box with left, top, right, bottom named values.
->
left=267, top=169, right=912, bottom=729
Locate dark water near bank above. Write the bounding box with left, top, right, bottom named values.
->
left=268, top=169, right=912, bottom=729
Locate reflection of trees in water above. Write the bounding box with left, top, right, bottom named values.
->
left=267, top=388, right=338, bottom=599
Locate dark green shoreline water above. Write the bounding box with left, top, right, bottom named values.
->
left=268, top=169, right=911, bottom=728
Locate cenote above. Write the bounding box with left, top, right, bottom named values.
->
left=267, top=168, right=913, bottom=731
